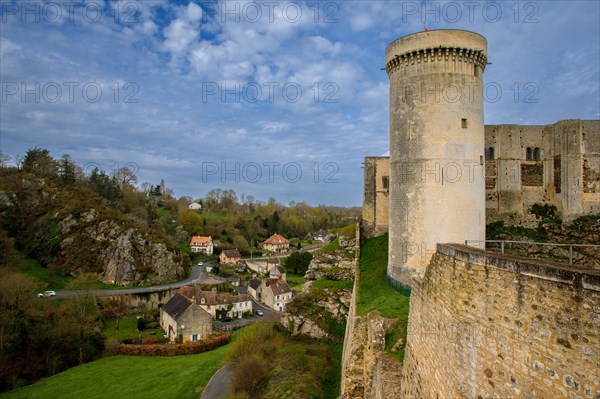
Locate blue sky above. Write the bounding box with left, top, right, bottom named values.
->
left=1, top=0, right=599, bottom=206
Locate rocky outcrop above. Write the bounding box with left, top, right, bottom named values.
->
left=338, top=235, right=356, bottom=252
left=280, top=314, right=328, bottom=339
left=316, top=288, right=352, bottom=320
left=305, top=253, right=355, bottom=281
left=59, top=209, right=186, bottom=286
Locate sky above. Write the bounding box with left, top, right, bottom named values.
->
left=1, top=0, right=599, bottom=207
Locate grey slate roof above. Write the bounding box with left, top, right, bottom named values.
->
left=249, top=279, right=262, bottom=290
left=162, top=293, right=192, bottom=320
left=222, top=249, right=241, bottom=258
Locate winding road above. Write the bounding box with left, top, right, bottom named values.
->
left=52, top=263, right=211, bottom=298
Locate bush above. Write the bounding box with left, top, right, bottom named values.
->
left=229, top=354, right=268, bottom=396
left=119, top=334, right=231, bottom=356
left=285, top=251, right=313, bottom=275
left=144, top=338, right=156, bottom=345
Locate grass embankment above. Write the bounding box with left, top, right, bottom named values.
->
left=2, top=343, right=231, bottom=399
left=224, top=323, right=341, bottom=398
left=286, top=272, right=306, bottom=290
left=357, top=234, right=410, bottom=361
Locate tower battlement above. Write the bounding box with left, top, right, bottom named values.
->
left=386, top=30, right=487, bottom=77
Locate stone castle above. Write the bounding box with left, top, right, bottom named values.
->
left=364, top=119, right=600, bottom=239
left=352, top=29, right=599, bottom=398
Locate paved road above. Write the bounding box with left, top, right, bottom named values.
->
left=52, top=263, right=214, bottom=298
left=201, top=364, right=233, bottom=399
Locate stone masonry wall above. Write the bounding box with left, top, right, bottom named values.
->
left=401, top=244, right=600, bottom=399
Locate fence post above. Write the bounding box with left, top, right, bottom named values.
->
left=501, top=241, right=505, bottom=254
left=569, top=245, right=573, bottom=265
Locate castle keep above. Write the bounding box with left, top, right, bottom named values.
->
left=385, top=30, right=487, bottom=288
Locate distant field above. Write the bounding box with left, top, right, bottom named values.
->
left=2, top=344, right=231, bottom=399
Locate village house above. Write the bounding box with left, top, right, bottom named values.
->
left=190, top=235, right=213, bottom=255
left=269, top=264, right=286, bottom=281
left=188, top=202, right=202, bottom=210
left=247, top=279, right=263, bottom=302
left=179, top=286, right=253, bottom=320
left=246, top=260, right=268, bottom=275
left=312, top=230, right=328, bottom=242
left=219, top=249, right=241, bottom=265
left=263, top=234, right=290, bottom=253
left=262, top=279, right=293, bottom=312
left=160, top=293, right=213, bottom=343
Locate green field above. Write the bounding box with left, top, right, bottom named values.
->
left=103, top=315, right=163, bottom=343
left=1, top=344, right=231, bottom=399
left=357, top=234, right=410, bottom=361
left=285, top=272, right=306, bottom=290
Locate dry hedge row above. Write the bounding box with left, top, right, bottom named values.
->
left=119, top=334, right=231, bottom=356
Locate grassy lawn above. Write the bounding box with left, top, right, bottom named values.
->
left=103, top=315, right=163, bottom=343
left=315, top=237, right=340, bottom=254
left=357, top=234, right=410, bottom=361
left=2, top=344, right=231, bottom=399
left=286, top=272, right=306, bottom=290
left=19, top=259, right=73, bottom=290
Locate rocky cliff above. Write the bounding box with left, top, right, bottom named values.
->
left=283, top=235, right=355, bottom=341
left=0, top=171, right=186, bottom=286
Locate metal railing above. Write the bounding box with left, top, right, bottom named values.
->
left=465, top=240, right=600, bottom=265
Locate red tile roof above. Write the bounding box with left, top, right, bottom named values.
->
left=264, top=234, right=289, bottom=245
left=190, top=236, right=212, bottom=246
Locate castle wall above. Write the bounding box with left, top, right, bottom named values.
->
left=485, top=119, right=600, bottom=225
left=362, top=156, right=389, bottom=238
left=363, top=119, right=600, bottom=235
left=401, top=244, right=600, bottom=398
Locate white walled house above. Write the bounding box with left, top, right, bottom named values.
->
left=190, top=236, right=213, bottom=255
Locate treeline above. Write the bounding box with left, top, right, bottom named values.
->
left=0, top=272, right=104, bottom=391
left=1, top=148, right=359, bottom=258
left=175, top=189, right=359, bottom=255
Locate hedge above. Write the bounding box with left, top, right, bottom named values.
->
left=119, top=334, right=231, bottom=356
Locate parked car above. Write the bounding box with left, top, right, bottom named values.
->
left=197, top=262, right=204, bottom=266
left=37, top=291, right=56, bottom=298
left=255, top=310, right=264, bottom=316
left=221, top=316, right=233, bottom=322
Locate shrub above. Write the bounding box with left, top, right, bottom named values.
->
left=229, top=354, right=267, bottom=396
left=119, top=334, right=231, bottom=356
left=144, top=338, right=156, bottom=345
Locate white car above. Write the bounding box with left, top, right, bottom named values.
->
left=197, top=262, right=203, bottom=266
left=37, top=291, right=56, bottom=298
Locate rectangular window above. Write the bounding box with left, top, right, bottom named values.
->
left=461, top=118, right=468, bottom=128
left=191, top=334, right=198, bottom=342
left=382, top=176, right=389, bottom=189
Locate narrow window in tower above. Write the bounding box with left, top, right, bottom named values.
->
left=526, top=147, right=533, bottom=160
left=461, top=118, right=468, bottom=128
left=382, top=176, right=389, bottom=189
left=474, top=65, right=481, bottom=77
left=533, top=147, right=541, bottom=160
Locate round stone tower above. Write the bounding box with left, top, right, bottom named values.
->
left=386, top=30, right=487, bottom=288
